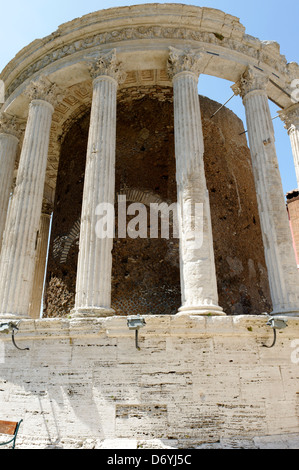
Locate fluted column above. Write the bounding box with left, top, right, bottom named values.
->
left=29, top=201, right=53, bottom=319
left=0, top=113, right=20, bottom=250
left=232, top=66, right=299, bottom=316
left=0, top=76, right=62, bottom=319
left=279, top=103, right=299, bottom=187
left=168, top=48, right=223, bottom=316
left=72, top=50, right=126, bottom=318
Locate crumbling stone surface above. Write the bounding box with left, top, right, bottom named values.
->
left=44, top=89, right=271, bottom=317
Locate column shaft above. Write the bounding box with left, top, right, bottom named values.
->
left=29, top=209, right=51, bottom=319
left=172, top=70, right=223, bottom=315
left=244, top=90, right=299, bottom=314
left=0, top=100, right=54, bottom=318
left=0, top=133, right=18, bottom=249
left=74, top=76, right=117, bottom=316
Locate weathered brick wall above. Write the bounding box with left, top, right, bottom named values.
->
left=45, top=92, right=271, bottom=318
left=0, top=315, right=298, bottom=449
left=287, top=192, right=299, bottom=266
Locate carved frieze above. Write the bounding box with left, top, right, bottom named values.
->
left=5, top=26, right=290, bottom=98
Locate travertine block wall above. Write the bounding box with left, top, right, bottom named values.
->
left=0, top=315, right=298, bottom=449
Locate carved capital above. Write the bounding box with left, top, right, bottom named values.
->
left=41, top=200, right=54, bottom=216
left=231, top=66, right=269, bottom=98
left=167, top=47, right=204, bottom=79
left=0, top=112, right=21, bottom=139
left=24, top=75, right=63, bottom=108
left=278, top=103, right=299, bottom=132
left=88, top=49, right=126, bottom=83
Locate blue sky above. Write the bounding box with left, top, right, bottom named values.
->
left=0, top=0, right=298, bottom=194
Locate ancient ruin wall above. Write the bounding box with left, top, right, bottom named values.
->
left=1, top=315, right=299, bottom=449
left=287, top=191, right=299, bottom=266
left=44, top=90, right=271, bottom=317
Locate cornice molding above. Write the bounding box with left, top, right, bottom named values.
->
left=2, top=25, right=294, bottom=99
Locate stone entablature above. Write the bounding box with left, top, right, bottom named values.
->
left=1, top=4, right=298, bottom=108
left=1, top=5, right=297, bottom=101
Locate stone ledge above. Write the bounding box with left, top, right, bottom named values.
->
left=11, top=432, right=299, bottom=449
left=0, top=314, right=298, bottom=342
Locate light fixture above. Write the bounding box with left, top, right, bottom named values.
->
left=263, top=316, right=288, bottom=348
left=0, top=321, right=29, bottom=351
left=127, top=315, right=146, bottom=350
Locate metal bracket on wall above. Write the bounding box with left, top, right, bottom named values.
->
left=0, top=321, right=30, bottom=351
left=262, top=316, right=288, bottom=349
left=127, top=315, right=146, bottom=351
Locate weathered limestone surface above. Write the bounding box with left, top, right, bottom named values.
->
left=29, top=204, right=52, bottom=319
left=233, top=67, right=299, bottom=316
left=0, top=3, right=298, bottom=451
left=169, top=48, right=223, bottom=316
left=73, top=50, right=125, bottom=318
left=0, top=78, right=60, bottom=319
left=0, top=315, right=298, bottom=449
left=0, top=114, right=20, bottom=249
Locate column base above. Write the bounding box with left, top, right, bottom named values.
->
left=177, top=305, right=225, bottom=316
left=70, top=307, right=115, bottom=320
left=271, top=309, right=299, bottom=317
left=0, top=313, right=30, bottom=321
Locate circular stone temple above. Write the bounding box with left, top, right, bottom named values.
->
left=0, top=3, right=299, bottom=320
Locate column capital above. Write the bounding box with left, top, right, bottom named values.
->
left=231, top=65, right=269, bottom=99
left=167, top=47, right=204, bottom=80
left=24, top=75, right=63, bottom=109
left=0, top=112, right=21, bottom=139
left=88, top=49, right=126, bottom=84
left=41, top=200, right=54, bottom=216
left=278, top=103, right=299, bottom=132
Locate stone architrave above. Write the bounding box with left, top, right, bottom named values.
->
left=232, top=66, right=299, bottom=315
left=0, top=113, right=20, bottom=250
left=29, top=202, right=53, bottom=319
left=0, top=76, right=62, bottom=319
left=168, top=47, right=224, bottom=315
left=72, top=50, right=126, bottom=318
left=279, top=103, right=299, bottom=188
